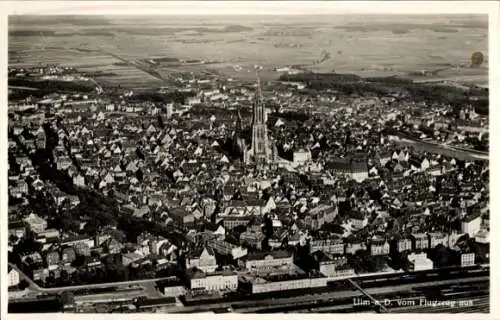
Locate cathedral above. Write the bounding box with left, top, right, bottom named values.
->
left=232, top=75, right=277, bottom=172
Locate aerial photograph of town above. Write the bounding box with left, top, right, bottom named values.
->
left=7, top=13, right=489, bottom=314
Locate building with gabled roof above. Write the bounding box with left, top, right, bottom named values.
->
left=239, top=250, right=294, bottom=271
left=186, top=246, right=218, bottom=273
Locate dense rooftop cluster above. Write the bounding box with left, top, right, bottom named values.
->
left=8, top=65, right=489, bottom=297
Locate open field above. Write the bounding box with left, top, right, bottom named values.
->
left=9, top=15, right=488, bottom=87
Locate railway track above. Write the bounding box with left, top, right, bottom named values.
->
left=236, top=277, right=489, bottom=313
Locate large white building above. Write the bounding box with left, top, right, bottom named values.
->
left=293, top=149, right=312, bottom=166
left=325, top=156, right=369, bottom=183
left=461, top=253, right=475, bottom=267
left=475, top=230, right=489, bottom=244
left=207, top=239, right=248, bottom=260
left=240, top=250, right=294, bottom=271
left=240, top=275, right=328, bottom=294
left=186, top=247, right=218, bottom=273
left=307, top=205, right=338, bottom=230
left=187, top=269, right=238, bottom=292
left=407, top=253, right=433, bottom=271
left=310, top=239, right=345, bottom=255
left=461, top=214, right=482, bottom=236
left=8, top=266, right=20, bottom=287
left=23, top=213, right=47, bottom=234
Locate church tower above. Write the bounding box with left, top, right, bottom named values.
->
left=235, top=108, right=244, bottom=139
left=247, top=74, right=270, bottom=170
left=232, top=108, right=247, bottom=162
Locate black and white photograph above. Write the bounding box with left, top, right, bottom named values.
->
left=4, top=1, right=495, bottom=315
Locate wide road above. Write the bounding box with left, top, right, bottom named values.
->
left=8, top=262, right=176, bottom=294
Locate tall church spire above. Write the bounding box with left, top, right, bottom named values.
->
left=252, top=71, right=267, bottom=125
left=248, top=71, right=270, bottom=171
left=236, top=108, right=243, bottom=133
left=256, top=71, right=264, bottom=104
